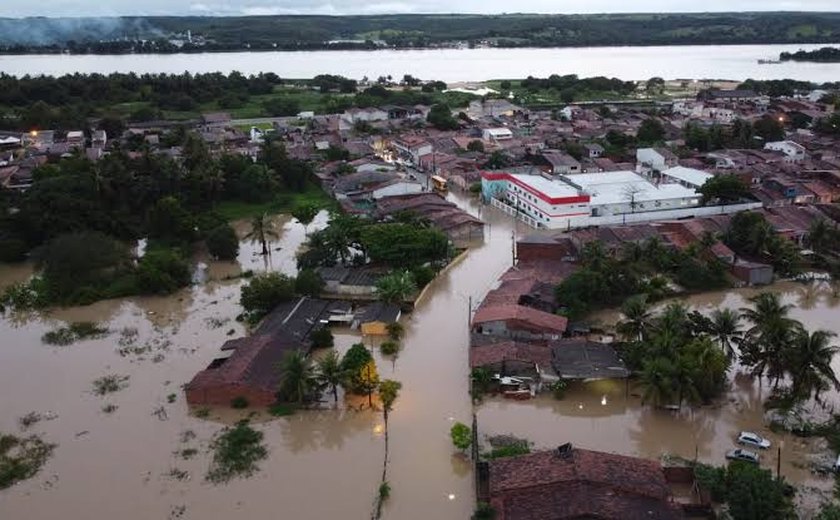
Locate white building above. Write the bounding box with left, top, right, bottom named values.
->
left=392, top=136, right=433, bottom=165
left=481, top=170, right=718, bottom=229
left=636, top=147, right=678, bottom=171
left=660, top=166, right=714, bottom=189
left=482, top=128, right=514, bottom=142
left=764, top=141, right=806, bottom=163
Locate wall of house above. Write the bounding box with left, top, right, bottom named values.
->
left=185, top=383, right=276, bottom=407
left=474, top=320, right=561, bottom=341
left=372, top=182, right=423, bottom=199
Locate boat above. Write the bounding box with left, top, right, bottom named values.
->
left=757, top=58, right=782, bottom=65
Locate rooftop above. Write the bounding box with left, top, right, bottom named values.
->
left=563, top=171, right=700, bottom=206
left=473, top=304, right=568, bottom=333
left=662, top=166, right=714, bottom=188
left=550, top=340, right=630, bottom=380
left=486, top=447, right=682, bottom=520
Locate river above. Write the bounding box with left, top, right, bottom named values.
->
left=1, top=43, right=839, bottom=82
left=1, top=195, right=839, bottom=519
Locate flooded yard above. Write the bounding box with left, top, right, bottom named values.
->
left=2, top=193, right=840, bottom=518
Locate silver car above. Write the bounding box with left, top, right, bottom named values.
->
left=737, top=431, right=771, bottom=450
left=726, top=448, right=760, bottom=464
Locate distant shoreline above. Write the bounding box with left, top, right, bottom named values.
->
left=2, top=40, right=840, bottom=57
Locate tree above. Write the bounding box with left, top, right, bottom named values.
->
left=740, top=292, right=799, bottom=384
left=34, top=231, right=133, bottom=302
left=341, top=343, right=374, bottom=393
left=483, top=150, right=511, bottom=170
left=386, top=322, right=405, bottom=342
left=244, top=213, right=278, bottom=256
left=427, top=103, right=459, bottom=130
left=379, top=380, right=401, bottom=414
left=724, top=462, right=794, bottom=520
left=645, top=77, right=665, bottom=95
left=753, top=116, right=785, bottom=142
left=375, top=271, right=418, bottom=304
left=206, top=224, right=239, bottom=260
left=637, top=118, right=665, bottom=144
left=278, top=350, right=317, bottom=404
left=450, top=422, right=472, bottom=452
left=240, top=272, right=296, bottom=319
left=135, top=249, right=191, bottom=295
left=294, top=269, right=324, bottom=297
left=316, top=350, right=346, bottom=404
left=467, top=140, right=485, bottom=153
left=147, top=196, right=196, bottom=244
left=709, top=308, right=742, bottom=359
left=291, top=202, right=320, bottom=234
left=359, top=360, right=380, bottom=407
left=639, top=357, right=676, bottom=407
left=789, top=329, right=840, bottom=403
left=698, top=175, right=750, bottom=205
left=617, top=294, right=652, bottom=342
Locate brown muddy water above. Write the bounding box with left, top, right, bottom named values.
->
left=1, top=197, right=839, bottom=519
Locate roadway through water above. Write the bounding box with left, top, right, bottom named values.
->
left=1, top=191, right=839, bottom=518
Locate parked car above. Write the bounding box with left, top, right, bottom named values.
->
left=726, top=448, right=760, bottom=464
left=737, top=431, right=771, bottom=449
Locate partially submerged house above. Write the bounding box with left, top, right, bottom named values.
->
left=551, top=340, right=630, bottom=381
left=478, top=446, right=689, bottom=520
left=185, top=297, right=336, bottom=406
left=354, top=301, right=402, bottom=336
left=472, top=304, right=568, bottom=341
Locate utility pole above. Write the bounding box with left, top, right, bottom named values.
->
left=468, top=295, right=472, bottom=327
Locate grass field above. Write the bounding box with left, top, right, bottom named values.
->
left=214, top=184, right=334, bottom=221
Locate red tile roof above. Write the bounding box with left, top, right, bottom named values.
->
left=469, top=341, right=553, bottom=369
left=473, top=304, right=568, bottom=333
left=488, top=448, right=682, bottom=520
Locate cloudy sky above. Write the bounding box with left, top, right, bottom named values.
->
left=1, top=0, right=837, bottom=17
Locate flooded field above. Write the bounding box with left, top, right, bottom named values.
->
left=2, top=193, right=840, bottom=519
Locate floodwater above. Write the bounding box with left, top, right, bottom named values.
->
left=2, top=196, right=840, bottom=519
left=2, top=43, right=840, bottom=82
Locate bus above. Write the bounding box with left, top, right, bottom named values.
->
left=431, top=175, right=448, bottom=193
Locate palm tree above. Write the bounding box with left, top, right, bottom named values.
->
left=709, top=308, right=742, bottom=359
left=673, top=353, right=701, bottom=410
left=740, top=292, right=800, bottom=385
left=656, top=302, right=690, bottom=339
left=617, top=294, right=652, bottom=342
left=789, top=329, right=840, bottom=403
left=245, top=213, right=278, bottom=256
left=375, top=271, right=417, bottom=305
left=639, top=358, right=676, bottom=408
left=316, top=350, right=347, bottom=405
left=806, top=218, right=832, bottom=255
left=278, top=350, right=318, bottom=404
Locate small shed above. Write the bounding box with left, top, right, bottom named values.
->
left=730, top=259, right=774, bottom=286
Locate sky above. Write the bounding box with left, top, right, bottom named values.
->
left=1, top=0, right=838, bottom=18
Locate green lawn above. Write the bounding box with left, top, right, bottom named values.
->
left=214, top=184, right=334, bottom=221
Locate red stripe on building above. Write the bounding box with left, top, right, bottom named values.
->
left=481, top=171, right=590, bottom=205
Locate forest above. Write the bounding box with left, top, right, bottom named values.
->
left=780, top=46, right=840, bottom=63
left=3, top=12, right=840, bottom=53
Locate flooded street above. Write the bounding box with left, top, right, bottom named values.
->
left=2, top=194, right=840, bottom=518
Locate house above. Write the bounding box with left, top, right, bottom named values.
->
left=392, top=135, right=433, bottom=165
left=317, top=267, right=381, bottom=297
left=354, top=302, right=402, bottom=336
left=637, top=147, right=679, bottom=171
left=201, top=112, right=231, bottom=127
left=66, top=130, right=85, bottom=146
left=583, top=143, right=604, bottom=159
left=551, top=340, right=629, bottom=380
left=764, top=141, right=807, bottom=163
left=542, top=150, right=581, bottom=175
left=472, top=304, right=568, bottom=341
left=341, top=107, right=389, bottom=126
left=731, top=259, right=773, bottom=286
left=478, top=446, right=686, bottom=520
left=468, top=99, right=525, bottom=118
left=185, top=297, right=335, bottom=406
left=697, top=88, right=759, bottom=102
left=92, top=130, right=107, bottom=147
left=482, top=128, right=514, bottom=142
left=469, top=340, right=556, bottom=382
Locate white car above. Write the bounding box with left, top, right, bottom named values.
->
left=737, top=431, right=771, bottom=450
left=726, top=448, right=760, bottom=464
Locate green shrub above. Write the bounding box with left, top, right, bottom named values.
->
left=136, top=249, right=191, bottom=295
left=550, top=380, right=568, bottom=400
left=386, top=321, right=405, bottom=341
left=473, top=503, right=497, bottom=520
left=240, top=272, right=295, bottom=319
left=450, top=422, right=472, bottom=452
left=380, top=340, right=400, bottom=356
left=42, top=322, right=109, bottom=346
left=206, top=224, right=239, bottom=261
left=0, top=433, right=56, bottom=490
left=230, top=396, right=249, bottom=409
left=268, top=403, right=296, bottom=417
left=206, top=421, right=267, bottom=484
left=294, top=269, right=324, bottom=296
